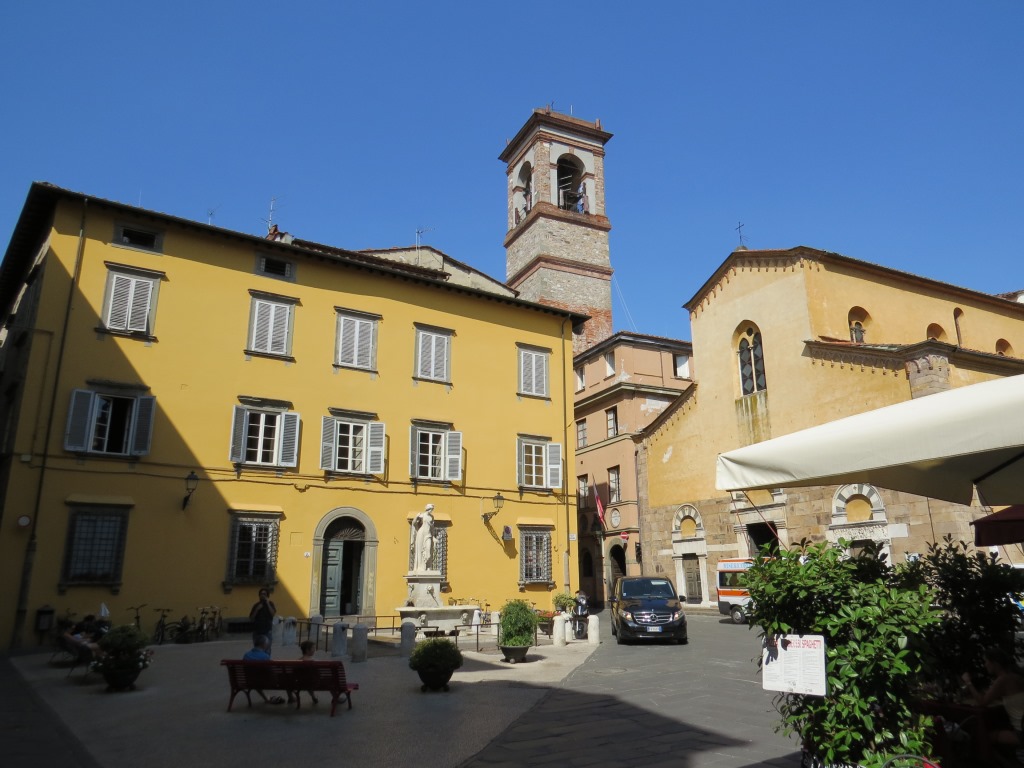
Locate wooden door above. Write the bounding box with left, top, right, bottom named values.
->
left=683, top=555, right=701, bottom=603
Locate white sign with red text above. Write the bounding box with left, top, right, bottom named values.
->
left=762, top=634, right=827, bottom=697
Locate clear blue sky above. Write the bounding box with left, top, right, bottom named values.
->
left=3, top=2, right=1021, bottom=340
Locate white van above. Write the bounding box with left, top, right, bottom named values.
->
left=717, top=558, right=754, bottom=624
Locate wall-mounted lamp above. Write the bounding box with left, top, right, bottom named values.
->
left=482, top=492, right=505, bottom=523
left=182, top=471, right=199, bottom=510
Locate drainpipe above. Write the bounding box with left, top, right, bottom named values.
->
left=11, top=198, right=88, bottom=648
left=561, top=316, right=571, bottom=594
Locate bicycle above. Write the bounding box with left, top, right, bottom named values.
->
left=127, top=604, right=148, bottom=629
left=152, top=608, right=175, bottom=645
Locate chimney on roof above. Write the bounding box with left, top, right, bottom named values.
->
left=265, top=224, right=293, bottom=244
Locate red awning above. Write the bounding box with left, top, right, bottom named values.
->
left=971, top=505, right=1024, bottom=547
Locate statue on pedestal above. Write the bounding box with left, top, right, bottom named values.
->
left=411, top=504, right=437, bottom=573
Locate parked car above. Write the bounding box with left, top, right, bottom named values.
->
left=609, top=576, right=688, bottom=645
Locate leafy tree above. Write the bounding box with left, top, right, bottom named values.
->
left=746, top=539, right=942, bottom=767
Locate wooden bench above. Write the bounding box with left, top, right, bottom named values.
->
left=220, top=660, right=359, bottom=717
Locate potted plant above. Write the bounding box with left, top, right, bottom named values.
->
left=91, top=624, right=153, bottom=691
left=499, top=599, right=538, bottom=663
left=408, top=637, right=463, bottom=692
left=552, top=591, right=576, bottom=614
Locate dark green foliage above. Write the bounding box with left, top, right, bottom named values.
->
left=499, top=599, right=538, bottom=646
left=408, top=638, right=464, bottom=672
left=903, top=534, right=1024, bottom=695
left=746, top=539, right=942, bottom=767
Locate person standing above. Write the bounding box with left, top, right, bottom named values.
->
left=249, top=588, right=277, bottom=653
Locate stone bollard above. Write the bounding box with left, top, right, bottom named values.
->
left=553, top=615, right=567, bottom=647
left=282, top=617, right=297, bottom=647
left=309, top=614, right=324, bottom=646
left=587, top=614, right=600, bottom=644
left=399, top=621, right=418, bottom=656
left=491, top=611, right=501, bottom=636
left=271, top=616, right=284, bottom=648
left=331, top=622, right=350, bottom=657
left=350, top=623, right=369, bottom=663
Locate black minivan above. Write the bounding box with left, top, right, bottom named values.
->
left=609, top=576, right=688, bottom=644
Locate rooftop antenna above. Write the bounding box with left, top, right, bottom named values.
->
left=260, top=196, right=283, bottom=233
left=735, top=221, right=747, bottom=247
left=206, top=204, right=221, bottom=225
left=415, top=226, right=433, bottom=266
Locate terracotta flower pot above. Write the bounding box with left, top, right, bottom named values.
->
left=102, top=666, right=141, bottom=691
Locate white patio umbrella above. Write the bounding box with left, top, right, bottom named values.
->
left=715, top=374, right=1024, bottom=506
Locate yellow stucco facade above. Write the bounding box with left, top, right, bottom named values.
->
left=640, top=247, right=1024, bottom=607
left=0, top=185, right=580, bottom=648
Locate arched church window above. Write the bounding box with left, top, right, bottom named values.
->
left=848, top=306, right=870, bottom=343
left=737, top=326, right=767, bottom=395
left=926, top=323, right=947, bottom=342
left=997, top=338, right=1014, bottom=357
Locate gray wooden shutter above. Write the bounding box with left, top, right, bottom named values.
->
left=337, top=315, right=355, bottom=365
left=279, top=412, right=300, bottom=467
left=535, top=352, right=548, bottom=396
left=64, top=389, right=96, bottom=452
left=519, top=349, right=531, bottom=393
left=270, top=304, right=290, bottom=355
left=130, top=395, right=156, bottom=456
left=251, top=300, right=271, bottom=352
left=546, top=442, right=562, bottom=489
left=445, top=431, right=462, bottom=481
left=516, top=437, right=524, bottom=486
left=126, top=278, right=153, bottom=333
left=229, top=406, right=248, bottom=463
left=106, top=274, right=132, bottom=330
left=320, top=416, right=336, bottom=470
left=435, top=334, right=449, bottom=380
left=355, top=318, right=373, bottom=368
left=367, top=421, right=386, bottom=474
left=417, top=331, right=432, bottom=377
left=409, top=425, right=419, bottom=476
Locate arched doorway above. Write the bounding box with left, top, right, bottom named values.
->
left=321, top=518, right=365, bottom=617
left=311, top=507, right=379, bottom=620
left=608, top=544, right=626, bottom=592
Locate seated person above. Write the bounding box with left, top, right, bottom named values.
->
left=242, top=635, right=284, bottom=705
left=64, top=615, right=103, bottom=657
left=962, top=646, right=1024, bottom=751
left=287, top=640, right=319, bottom=705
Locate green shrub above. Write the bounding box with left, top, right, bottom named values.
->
left=499, top=599, right=538, bottom=646
left=746, top=539, right=941, bottom=768
left=408, top=638, right=463, bottom=672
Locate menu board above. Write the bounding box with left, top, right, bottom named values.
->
left=762, top=634, right=827, bottom=697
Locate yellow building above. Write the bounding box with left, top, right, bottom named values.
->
left=639, top=246, right=1024, bottom=607
left=0, top=183, right=582, bottom=648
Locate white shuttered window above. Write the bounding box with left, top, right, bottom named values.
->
left=336, top=311, right=377, bottom=369
left=249, top=296, right=294, bottom=356
left=518, top=347, right=549, bottom=397
left=416, top=327, right=451, bottom=382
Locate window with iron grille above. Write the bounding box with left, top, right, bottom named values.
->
left=520, top=528, right=552, bottom=584
left=60, top=506, right=129, bottom=590
left=226, top=514, right=280, bottom=587
left=408, top=524, right=449, bottom=580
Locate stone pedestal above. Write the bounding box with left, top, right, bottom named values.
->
left=331, top=622, right=349, bottom=657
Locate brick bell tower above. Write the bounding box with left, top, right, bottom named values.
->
left=500, top=108, right=613, bottom=354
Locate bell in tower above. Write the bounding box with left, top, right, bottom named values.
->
left=500, top=108, right=614, bottom=354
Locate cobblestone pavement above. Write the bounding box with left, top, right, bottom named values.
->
left=461, top=613, right=803, bottom=767
left=3, top=613, right=800, bottom=768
